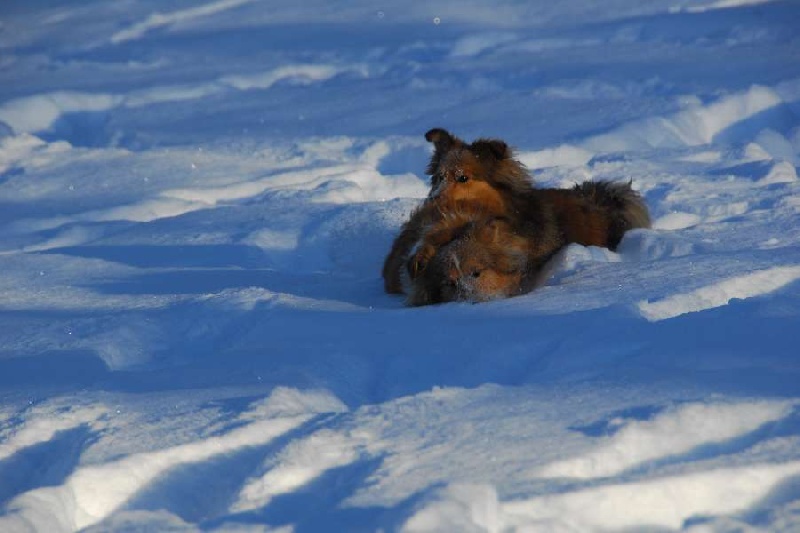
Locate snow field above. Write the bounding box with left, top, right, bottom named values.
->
left=1, top=0, right=800, bottom=531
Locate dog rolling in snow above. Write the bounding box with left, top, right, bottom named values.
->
left=382, top=128, right=651, bottom=303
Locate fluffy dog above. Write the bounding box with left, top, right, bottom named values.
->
left=382, top=128, right=651, bottom=301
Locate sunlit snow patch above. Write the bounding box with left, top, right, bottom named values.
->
left=638, top=266, right=800, bottom=321
left=110, top=0, right=259, bottom=44
left=503, top=461, right=800, bottom=531
left=402, top=484, right=500, bottom=533
left=652, top=212, right=702, bottom=230
left=518, top=144, right=595, bottom=170
left=0, top=92, right=122, bottom=134
left=231, top=429, right=361, bottom=512
left=537, top=400, right=794, bottom=479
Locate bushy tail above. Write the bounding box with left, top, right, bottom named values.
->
left=573, top=180, right=651, bottom=249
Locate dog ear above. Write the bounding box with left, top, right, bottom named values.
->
left=425, top=128, right=456, bottom=152
left=425, top=128, right=460, bottom=176
left=472, top=138, right=510, bottom=160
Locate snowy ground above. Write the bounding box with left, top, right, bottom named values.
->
left=1, top=1, right=800, bottom=531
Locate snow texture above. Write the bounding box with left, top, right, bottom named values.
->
left=1, top=0, right=800, bottom=532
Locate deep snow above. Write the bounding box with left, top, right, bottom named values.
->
left=1, top=1, right=800, bottom=531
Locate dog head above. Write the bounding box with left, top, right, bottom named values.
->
left=424, top=128, right=532, bottom=211
left=405, top=199, right=496, bottom=282
left=409, top=216, right=529, bottom=304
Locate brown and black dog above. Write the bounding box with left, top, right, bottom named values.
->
left=382, top=128, right=651, bottom=304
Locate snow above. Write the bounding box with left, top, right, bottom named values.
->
left=502, top=461, right=800, bottom=531
left=110, top=0, right=261, bottom=44
left=536, top=400, right=795, bottom=478
left=638, top=266, right=800, bottom=321
left=1, top=1, right=799, bottom=532
left=0, top=92, right=123, bottom=135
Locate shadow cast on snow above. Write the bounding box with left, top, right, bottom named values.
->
left=683, top=472, right=800, bottom=530
left=120, top=414, right=334, bottom=526
left=40, top=244, right=270, bottom=270
left=0, top=425, right=93, bottom=507
left=0, top=349, right=110, bottom=392
left=569, top=404, right=667, bottom=438
left=2, top=280, right=799, bottom=412
left=204, top=457, right=430, bottom=533
left=41, top=226, right=399, bottom=308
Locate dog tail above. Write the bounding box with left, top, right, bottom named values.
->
left=573, top=180, right=651, bottom=249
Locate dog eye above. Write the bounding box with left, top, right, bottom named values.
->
left=455, top=175, right=469, bottom=183
left=471, top=271, right=481, bottom=278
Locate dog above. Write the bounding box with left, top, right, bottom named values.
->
left=405, top=207, right=535, bottom=306
left=382, top=128, right=651, bottom=301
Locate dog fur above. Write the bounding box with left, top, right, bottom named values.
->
left=405, top=207, right=535, bottom=306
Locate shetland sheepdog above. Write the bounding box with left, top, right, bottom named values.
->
left=383, top=128, right=651, bottom=303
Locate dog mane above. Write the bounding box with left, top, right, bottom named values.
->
left=470, top=138, right=534, bottom=197
left=429, top=198, right=501, bottom=228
